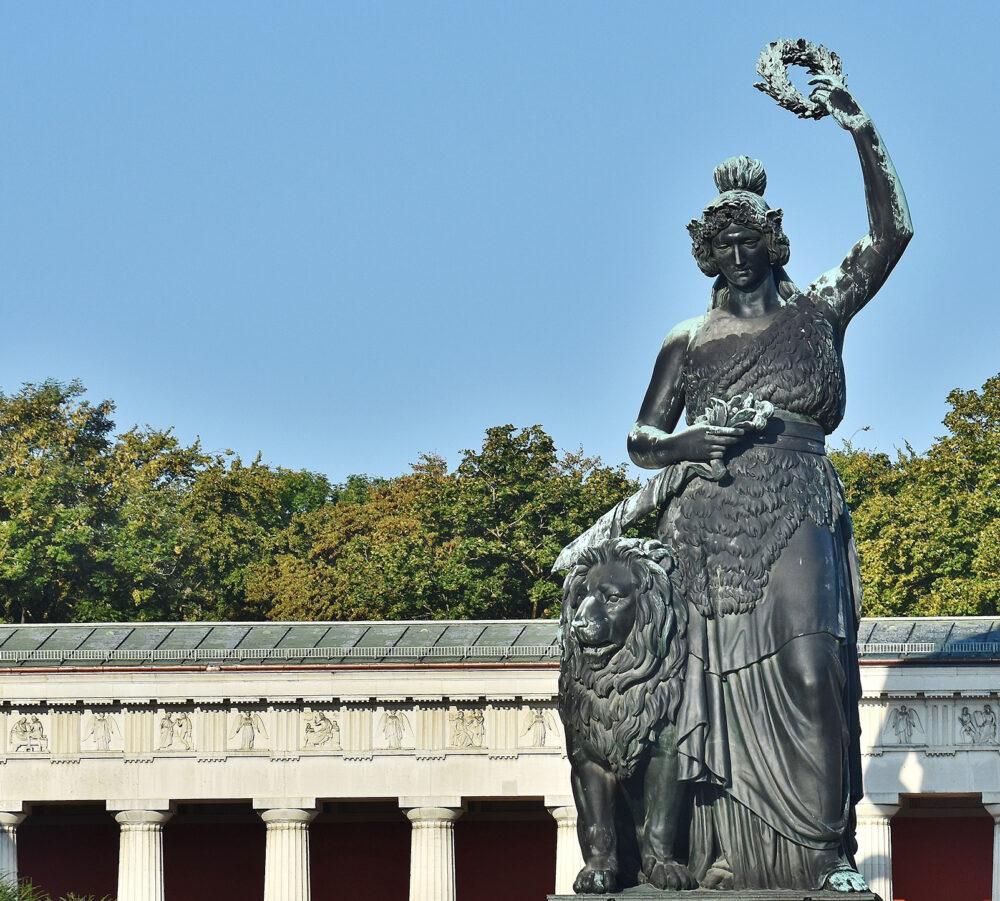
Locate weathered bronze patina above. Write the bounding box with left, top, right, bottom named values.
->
left=556, top=39, right=912, bottom=895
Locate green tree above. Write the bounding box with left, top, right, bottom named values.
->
left=0, top=380, right=332, bottom=623
left=81, top=426, right=209, bottom=622
left=254, top=426, right=637, bottom=621
left=831, top=373, right=1000, bottom=616
left=443, top=425, right=638, bottom=618
left=0, top=381, right=113, bottom=622
left=178, top=454, right=333, bottom=620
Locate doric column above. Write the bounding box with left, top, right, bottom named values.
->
left=259, top=808, right=318, bottom=901
left=984, top=802, right=1000, bottom=901
left=0, top=812, right=26, bottom=883
left=854, top=801, right=898, bottom=901
left=405, top=807, right=461, bottom=901
left=548, top=805, right=584, bottom=894
left=115, top=809, right=172, bottom=901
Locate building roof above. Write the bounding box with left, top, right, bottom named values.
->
left=0, top=617, right=996, bottom=668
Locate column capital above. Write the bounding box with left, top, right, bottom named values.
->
left=0, top=813, right=26, bottom=829
left=854, top=801, right=900, bottom=821
left=259, top=808, right=318, bottom=826
left=405, top=807, right=462, bottom=825
left=114, top=809, right=173, bottom=828
left=983, top=802, right=1000, bottom=821
left=547, top=805, right=577, bottom=823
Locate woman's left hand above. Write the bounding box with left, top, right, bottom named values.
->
left=808, top=74, right=869, bottom=131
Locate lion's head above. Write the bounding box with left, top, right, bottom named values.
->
left=558, top=537, right=687, bottom=779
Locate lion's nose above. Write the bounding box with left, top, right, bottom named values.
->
left=571, top=595, right=605, bottom=638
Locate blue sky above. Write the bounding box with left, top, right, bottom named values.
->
left=2, top=3, right=996, bottom=482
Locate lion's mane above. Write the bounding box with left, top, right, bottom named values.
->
left=558, top=539, right=687, bottom=779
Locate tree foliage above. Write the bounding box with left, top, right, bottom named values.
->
left=252, top=425, right=637, bottom=621
left=0, top=381, right=331, bottom=623
left=830, top=373, right=1000, bottom=617
left=4, top=375, right=1000, bottom=623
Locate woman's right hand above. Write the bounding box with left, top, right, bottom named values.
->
left=670, top=424, right=745, bottom=462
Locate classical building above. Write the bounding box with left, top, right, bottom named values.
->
left=0, top=617, right=997, bottom=901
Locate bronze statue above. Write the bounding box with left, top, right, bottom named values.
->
left=557, top=40, right=911, bottom=894
left=558, top=538, right=693, bottom=893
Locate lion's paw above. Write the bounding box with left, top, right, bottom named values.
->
left=701, top=858, right=734, bottom=891
left=574, top=866, right=619, bottom=894
left=823, top=867, right=870, bottom=892
left=641, top=858, right=699, bottom=890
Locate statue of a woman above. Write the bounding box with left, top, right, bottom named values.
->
left=627, top=73, right=912, bottom=891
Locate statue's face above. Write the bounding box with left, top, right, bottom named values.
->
left=711, top=223, right=770, bottom=290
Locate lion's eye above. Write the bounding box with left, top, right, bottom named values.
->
left=605, top=594, right=622, bottom=603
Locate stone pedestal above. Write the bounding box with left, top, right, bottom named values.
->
left=0, top=812, right=26, bottom=883
left=260, top=808, right=318, bottom=901
left=115, top=809, right=172, bottom=901
left=854, top=801, right=898, bottom=901
left=548, top=805, right=584, bottom=894
left=549, top=892, right=879, bottom=900
left=406, top=807, right=461, bottom=901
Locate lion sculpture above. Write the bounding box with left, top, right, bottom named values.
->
left=558, top=537, right=696, bottom=893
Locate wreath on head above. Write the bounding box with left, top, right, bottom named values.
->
left=754, top=38, right=845, bottom=120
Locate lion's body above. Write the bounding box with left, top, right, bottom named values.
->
left=557, top=539, right=697, bottom=893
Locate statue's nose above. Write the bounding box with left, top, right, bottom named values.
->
left=733, top=243, right=743, bottom=265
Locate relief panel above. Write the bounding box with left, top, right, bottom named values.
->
left=302, top=707, right=342, bottom=751
left=519, top=706, right=558, bottom=749
left=376, top=706, right=413, bottom=751
left=227, top=709, right=268, bottom=751
left=9, top=711, right=50, bottom=754
left=81, top=710, right=122, bottom=752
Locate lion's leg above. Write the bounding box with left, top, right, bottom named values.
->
left=638, top=724, right=698, bottom=890
left=569, top=743, right=620, bottom=893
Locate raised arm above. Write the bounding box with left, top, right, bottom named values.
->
left=807, top=75, right=913, bottom=329
left=627, top=317, right=743, bottom=469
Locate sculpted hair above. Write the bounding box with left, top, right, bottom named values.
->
left=687, top=156, right=797, bottom=309
left=558, top=539, right=687, bottom=778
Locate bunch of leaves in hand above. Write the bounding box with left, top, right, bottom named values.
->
left=698, top=394, right=774, bottom=431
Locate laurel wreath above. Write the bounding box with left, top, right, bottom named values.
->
left=754, top=38, right=845, bottom=120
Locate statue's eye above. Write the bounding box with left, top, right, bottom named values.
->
left=743, top=238, right=759, bottom=247
left=605, top=594, right=622, bottom=604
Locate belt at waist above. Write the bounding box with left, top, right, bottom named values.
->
left=737, top=417, right=827, bottom=456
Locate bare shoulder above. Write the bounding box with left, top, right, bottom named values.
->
left=660, top=314, right=706, bottom=351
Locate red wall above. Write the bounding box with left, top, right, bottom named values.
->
left=164, top=821, right=265, bottom=901
left=892, top=816, right=993, bottom=901
left=19, top=813, right=119, bottom=899
left=456, top=819, right=556, bottom=901
left=311, top=820, right=411, bottom=900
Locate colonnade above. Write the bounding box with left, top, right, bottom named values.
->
left=9, top=797, right=997, bottom=900
left=0, top=800, right=585, bottom=900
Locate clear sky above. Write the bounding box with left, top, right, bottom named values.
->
left=2, top=3, right=996, bottom=482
